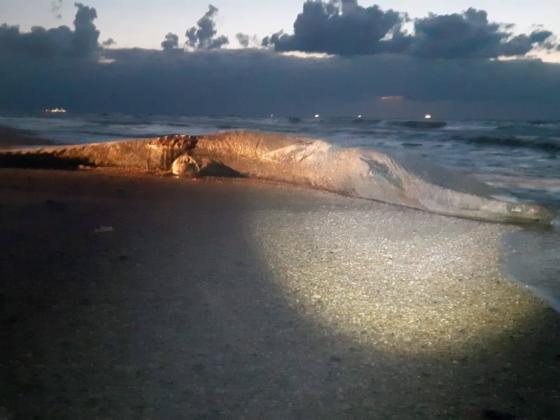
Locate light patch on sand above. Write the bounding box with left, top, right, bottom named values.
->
left=249, top=194, right=545, bottom=356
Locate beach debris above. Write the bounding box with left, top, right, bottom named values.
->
left=94, top=226, right=114, bottom=234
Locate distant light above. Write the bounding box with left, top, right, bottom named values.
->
left=424, top=113, right=432, bottom=120
left=44, top=108, right=67, bottom=114
left=380, top=96, right=404, bottom=101
left=357, top=114, right=363, bottom=119
left=98, top=57, right=116, bottom=65
left=269, top=113, right=275, bottom=118
left=314, top=114, right=320, bottom=119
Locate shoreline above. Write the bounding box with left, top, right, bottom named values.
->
left=502, top=227, right=560, bottom=312
left=1, top=168, right=559, bottom=418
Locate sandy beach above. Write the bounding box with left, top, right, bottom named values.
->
left=3, top=0, right=560, bottom=417
left=1, top=167, right=559, bottom=419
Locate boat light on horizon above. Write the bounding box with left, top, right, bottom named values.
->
left=45, top=108, right=67, bottom=114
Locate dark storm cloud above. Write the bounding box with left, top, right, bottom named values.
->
left=161, top=33, right=179, bottom=51
left=185, top=5, right=228, bottom=50
left=265, top=1, right=556, bottom=58
left=529, top=30, right=554, bottom=44
left=262, top=0, right=409, bottom=55
left=1, top=46, right=560, bottom=119
left=499, top=31, right=554, bottom=57
left=1, top=1, right=560, bottom=119
left=72, top=3, right=100, bottom=56
left=0, top=2, right=99, bottom=58
left=411, top=9, right=554, bottom=58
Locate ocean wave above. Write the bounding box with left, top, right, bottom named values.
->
left=477, top=174, right=560, bottom=192
left=84, top=117, right=153, bottom=126
left=528, top=120, right=560, bottom=126
left=497, top=121, right=560, bottom=132
left=461, top=135, right=560, bottom=153
left=0, top=131, right=553, bottom=224
left=388, top=120, right=447, bottom=129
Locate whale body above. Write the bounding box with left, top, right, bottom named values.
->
left=0, top=131, right=553, bottom=224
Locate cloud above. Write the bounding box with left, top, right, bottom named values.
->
left=72, top=3, right=100, bottom=56
left=102, top=38, right=116, bottom=47
left=0, top=2, right=99, bottom=59
left=51, top=0, right=64, bottom=19
left=529, top=30, right=554, bottom=44
left=1, top=45, right=559, bottom=119
left=185, top=5, right=229, bottom=50
left=411, top=9, right=554, bottom=58
left=0, top=1, right=559, bottom=119
left=263, top=0, right=408, bottom=55
left=265, top=1, right=557, bottom=59
left=161, top=33, right=179, bottom=51
left=236, top=33, right=260, bottom=48
left=236, top=33, right=250, bottom=48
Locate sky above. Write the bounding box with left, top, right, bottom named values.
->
left=1, top=1, right=560, bottom=118
left=1, top=0, right=560, bottom=55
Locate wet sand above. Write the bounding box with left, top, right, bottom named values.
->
left=1, top=168, right=559, bottom=419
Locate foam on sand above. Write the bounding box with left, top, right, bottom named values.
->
left=0, top=131, right=553, bottom=224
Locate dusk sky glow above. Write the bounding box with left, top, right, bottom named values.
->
left=1, top=0, right=559, bottom=61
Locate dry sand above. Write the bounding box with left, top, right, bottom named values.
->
left=1, top=168, right=559, bottom=419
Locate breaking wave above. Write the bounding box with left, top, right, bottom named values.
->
left=0, top=131, right=553, bottom=224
